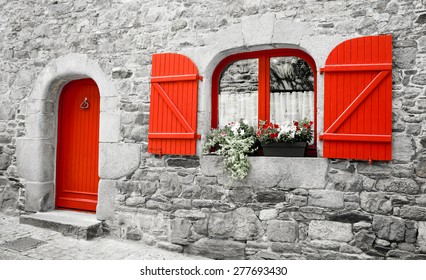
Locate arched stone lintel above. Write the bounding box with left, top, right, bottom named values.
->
left=182, top=18, right=345, bottom=156
left=17, top=53, right=122, bottom=219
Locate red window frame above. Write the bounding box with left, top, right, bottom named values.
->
left=211, top=49, right=318, bottom=156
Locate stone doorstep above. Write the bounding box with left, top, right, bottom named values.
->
left=19, top=210, right=104, bottom=240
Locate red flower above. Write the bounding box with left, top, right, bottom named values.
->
left=294, top=121, right=299, bottom=127
left=273, top=123, right=280, bottom=129
left=270, top=133, right=278, bottom=139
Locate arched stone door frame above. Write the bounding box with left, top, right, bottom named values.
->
left=16, top=53, right=123, bottom=221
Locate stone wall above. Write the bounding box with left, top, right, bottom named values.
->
left=0, top=0, right=425, bottom=259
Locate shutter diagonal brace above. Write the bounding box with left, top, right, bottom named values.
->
left=149, top=82, right=197, bottom=139
left=320, top=70, right=391, bottom=142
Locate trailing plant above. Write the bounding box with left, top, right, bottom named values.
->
left=203, top=119, right=257, bottom=180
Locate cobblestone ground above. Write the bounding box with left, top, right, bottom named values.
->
left=0, top=213, right=206, bottom=260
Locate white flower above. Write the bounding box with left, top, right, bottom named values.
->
left=242, top=119, right=249, bottom=125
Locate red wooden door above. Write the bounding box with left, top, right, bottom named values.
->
left=148, top=53, right=201, bottom=155
left=320, top=35, right=392, bottom=161
left=56, top=79, right=100, bottom=212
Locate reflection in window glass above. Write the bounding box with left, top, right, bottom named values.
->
left=218, top=59, right=258, bottom=127
left=270, top=56, right=314, bottom=133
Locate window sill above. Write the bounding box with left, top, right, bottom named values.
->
left=200, top=155, right=328, bottom=189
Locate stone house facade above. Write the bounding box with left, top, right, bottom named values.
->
left=0, top=0, right=426, bottom=259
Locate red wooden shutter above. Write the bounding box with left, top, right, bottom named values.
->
left=148, top=53, right=201, bottom=155
left=320, top=35, right=392, bottom=161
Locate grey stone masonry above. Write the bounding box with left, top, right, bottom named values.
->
left=1, top=0, right=426, bottom=260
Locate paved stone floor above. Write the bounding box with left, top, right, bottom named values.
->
left=0, top=213, right=206, bottom=260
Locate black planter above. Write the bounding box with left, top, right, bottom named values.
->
left=262, top=142, right=308, bottom=157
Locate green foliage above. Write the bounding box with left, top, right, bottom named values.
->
left=203, top=119, right=257, bottom=180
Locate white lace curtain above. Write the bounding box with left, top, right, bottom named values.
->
left=219, top=90, right=314, bottom=128
left=219, top=91, right=258, bottom=127
left=270, top=91, right=314, bottom=126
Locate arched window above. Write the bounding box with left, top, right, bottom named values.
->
left=212, top=49, right=317, bottom=156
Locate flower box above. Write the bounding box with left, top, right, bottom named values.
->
left=262, top=142, right=307, bottom=157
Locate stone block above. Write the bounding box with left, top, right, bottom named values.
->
left=340, top=244, right=363, bottom=254
left=271, top=242, right=302, bottom=254
left=208, top=211, right=234, bottom=239
left=354, top=230, right=376, bottom=251
left=200, top=156, right=224, bottom=177
left=392, top=134, right=415, bottom=162
left=200, top=185, right=225, bottom=200
left=328, top=211, right=372, bottom=223
left=372, top=215, right=405, bottom=241
left=99, top=112, right=120, bottom=143
left=242, top=14, right=275, bottom=46
left=0, top=184, right=19, bottom=210
left=126, top=227, right=141, bottom=241
left=360, top=192, right=392, bottom=214
left=99, top=143, right=140, bottom=179
left=187, top=238, right=245, bottom=260
left=166, top=157, right=200, bottom=168
left=137, top=214, right=155, bottom=231
left=260, top=158, right=328, bottom=189
left=146, top=200, right=172, bottom=211
left=157, top=242, right=183, bottom=253
left=172, top=209, right=207, bottom=220
left=171, top=198, right=192, bottom=209
left=180, top=184, right=201, bottom=199
left=308, top=190, right=344, bottom=209
left=0, top=153, right=11, bottom=170
left=195, top=176, right=217, bottom=187
left=267, top=220, right=298, bottom=242
left=308, top=221, right=353, bottom=242
left=150, top=213, right=169, bottom=236
left=272, top=20, right=313, bottom=45
left=259, top=209, right=278, bottom=221
left=358, top=163, right=392, bottom=179
left=400, top=205, right=426, bottom=221
left=405, top=220, right=417, bottom=244
left=96, top=180, right=117, bottom=220
left=393, top=46, right=417, bottom=69
left=418, top=222, right=426, bottom=246
left=125, top=196, right=146, bottom=207
left=203, top=157, right=328, bottom=190
left=25, top=113, right=55, bottom=138
left=193, top=218, right=208, bottom=236
left=16, top=138, right=54, bottom=182
left=376, top=178, right=419, bottom=194
left=212, top=23, right=245, bottom=50
left=139, top=181, right=158, bottom=197
left=252, top=250, right=281, bottom=260
left=353, top=221, right=372, bottom=231
left=256, top=190, right=286, bottom=203
left=309, top=240, right=342, bottom=251
left=100, top=96, right=119, bottom=112
left=246, top=241, right=269, bottom=249
left=24, top=182, right=53, bottom=212
left=170, top=218, right=192, bottom=239
left=375, top=238, right=391, bottom=247
left=415, top=158, right=426, bottom=178
left=233, top=207, right=264, bottom=241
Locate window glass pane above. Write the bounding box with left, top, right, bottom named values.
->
left=219, top=58, right=258, bottom=127
left=270, top=56, right=314, bottom=133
